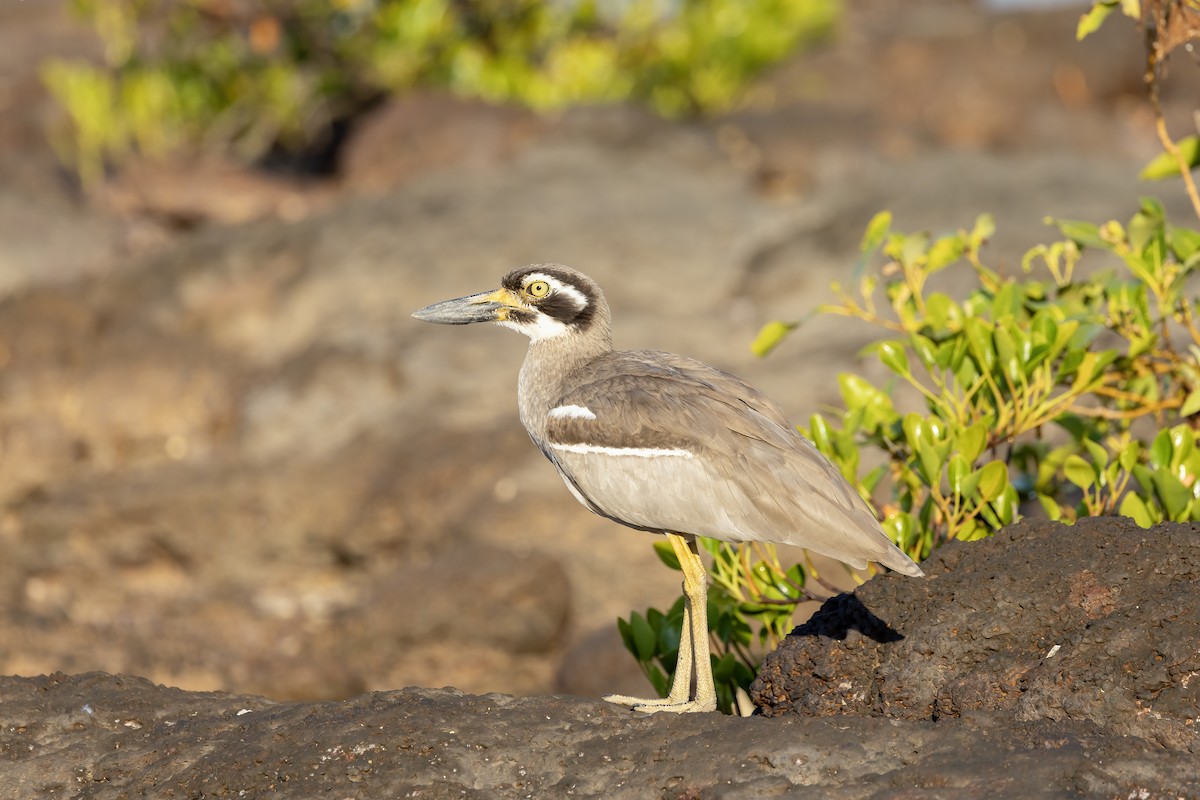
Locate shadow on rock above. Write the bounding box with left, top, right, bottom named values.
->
left=789, top=593, right=905, bottom=644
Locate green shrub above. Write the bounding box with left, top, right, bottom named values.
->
left=620, top=202, right=1200, bottom=712
left=43, top=0, right=837, bottom=184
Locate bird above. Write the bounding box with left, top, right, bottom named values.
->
left=412, top=264, right=924, bottom=713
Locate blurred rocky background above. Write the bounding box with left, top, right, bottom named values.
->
left=0, top=0, right=1197, bottom=716
left=2, top=0, right=1200, bottom=795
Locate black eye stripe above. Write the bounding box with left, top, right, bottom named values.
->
left=500, top=265, right=600, bottom=330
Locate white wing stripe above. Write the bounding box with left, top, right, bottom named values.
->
left=549, top=441, right=693, bottom=458
left=548, top=404, right=597, bottom=420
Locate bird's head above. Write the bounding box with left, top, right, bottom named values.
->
left=412, top=264, right=611, bottom=344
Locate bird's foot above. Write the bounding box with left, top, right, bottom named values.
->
left=602, top=693, right=718, bottom=714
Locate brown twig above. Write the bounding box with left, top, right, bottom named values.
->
left=1144, top=7, right=1200, bottom=222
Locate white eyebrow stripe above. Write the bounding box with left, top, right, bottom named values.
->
left=548, top=442, right=694, bottom=458
left=549, top=405, right=597, bottom=420
left=525, top=272, right=588, bottom=311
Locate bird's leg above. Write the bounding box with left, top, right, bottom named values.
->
left=603, top=533, right=717, bottom=714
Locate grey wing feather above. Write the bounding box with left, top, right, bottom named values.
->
left=544, top=350, right=923, bottom=576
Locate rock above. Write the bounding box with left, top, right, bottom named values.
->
left=752, top=518, right=1200, bottom=757
left=339, top=91, right=545, bottom=191
left=353, top=541, right=571, bottom=654
left=1, top=671, right=1197, bottom=798
left=98, top=157, right=334, bottom=227
left=555, top=624, right=653, bottom=700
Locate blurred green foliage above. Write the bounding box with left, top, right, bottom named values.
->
left=42, top=0, right=837, bottom=184
left=796, top=201, right=1200, bottom=546
left=622, top=201, right=1200, bottom=711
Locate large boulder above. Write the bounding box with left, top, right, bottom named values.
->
left=752, top=518, right=1200, bottom=757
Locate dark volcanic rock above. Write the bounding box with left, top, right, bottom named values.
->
left=3, top=521, right=1199, bottom=798
left=2, top=671, right=1199, bottom=799
left=752, top=518, right=1200, bottom=756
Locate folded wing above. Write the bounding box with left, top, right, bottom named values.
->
left=541, top=350, right=922, bottom=576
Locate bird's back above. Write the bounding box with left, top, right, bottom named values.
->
left=534, top=349, right=923, bottom=577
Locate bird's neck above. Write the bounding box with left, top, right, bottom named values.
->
left=517, top=331, right=612, bottom=442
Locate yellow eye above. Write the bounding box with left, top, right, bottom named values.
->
left=526, top=280, right=550, bottom=298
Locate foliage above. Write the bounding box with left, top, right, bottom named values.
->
left=42, top=0, right=837, bottom=185
left=618, top=538, right=803, bottom=715
left=621, top=202, right=1200, bottom=710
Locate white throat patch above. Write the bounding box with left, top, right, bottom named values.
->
left=496, top=314, right=569, bottom=342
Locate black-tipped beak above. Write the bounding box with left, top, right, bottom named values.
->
left=412, top=289, right=512, bottom=325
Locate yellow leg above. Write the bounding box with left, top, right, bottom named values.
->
left=603, top=533, right=717, bottom=713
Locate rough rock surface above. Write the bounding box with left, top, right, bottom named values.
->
left=3, top=669, right=1199, bottom=800
left=752, top=518, right=1200, bottom=758
left=2, top=520, right=1198, bottom=798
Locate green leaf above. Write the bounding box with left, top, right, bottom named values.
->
left=785, top=563, right=806, bottom=590
left=1064, top=454, right=1096, bottom=490
left=991, top=282, right=1020, bottom=320
left=910, top=333, right=937, bottom=369
left=1117, top=442, right=1141, bottom=472
left=1169, top=226, right=1200, bottom=263
left=646, top=664, right=669, bottom=698
left=860, top=211, right=892, bottom=255
left=838, top=373, right=897, bottom=429
left=1081, top=438, right=1109, bottom=471
left=712, top=652, right=739, bottom=683
left=924, top=293, right=958, bottom=332
left=956, top=518, right=987, bottom=542
left=1139, top=136, right=1200, bottom=181
left=1129, top=208, right=1166, bottom=259
left=963, top=318, right=997, bottom=374
left=807, top=414, right=832, bottom=453
left=927, top=234, right=964, bottom=272
left=1076, top=0, right=1118, bottom=40
left=653, top=539, right=682, bottom=571
left=1181, top=389, right=1200, bottom=418
left=1119, top=492, right=1154, bottom=527
left=947, top=454, right=970, bottom=495
left=1049, top=218, right=1108, bottom=250
left=752, top=320, right=798, bottom=358
left=915, top=440, right=943, bottom=486
left=1069, top=351, right=1104, bottom=393
left=1152, top=470, right=1192, bottom=520
left=1151, top=428, right=1173, bottom=468
left=969, top=214, right=996, bottom=248
left=956, top=423, right=988, bottom=464
left=877, top=340, right=910, bottom=376
left=1139, top=195, right=1166, bottom=219
left=1170, top=424, right=1194, bottom=467
left=975, top=461, right=1008, bottom=502
left=617, top=617, right=634, bottom=654
left=1038, top=493, right=1064, bottom=521
left=629, top=611, right=658, bottom=661
left=993, top=325, right=1021, bottom=384
left=656, top=612, right=681, bottom=655
left=993, top=484, right=1019, bottom=526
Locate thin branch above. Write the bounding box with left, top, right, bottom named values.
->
left=1146, top=17, right=1200, bottom=222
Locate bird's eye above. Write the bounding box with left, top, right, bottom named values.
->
left=526, top=280, right=551, bottom=298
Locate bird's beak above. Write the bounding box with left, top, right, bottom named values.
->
left=411, top=288, right=524, bottom=325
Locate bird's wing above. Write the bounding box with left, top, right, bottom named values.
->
left=543, top=351, right=920, bottom=574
